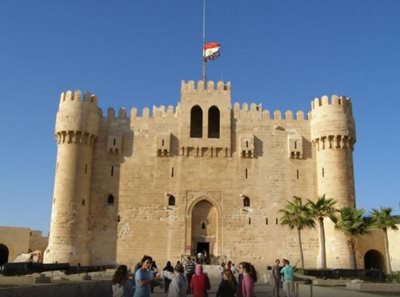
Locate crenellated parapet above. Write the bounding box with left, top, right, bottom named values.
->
left=232, top=102, right=307, bottom=121
left=181, top=80, right=231, bottom=94
left=55, top=90, right=101, bottom=143
left=310, top=95, right=356, bottom=151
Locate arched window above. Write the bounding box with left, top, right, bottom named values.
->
left=107, top=194, right=114, bottom=205
left=190, top=105, right=203, bottom=138
left=168, top=195, right=176, bottom=206
left=243, top=196, right=250, bottom=207
left=208, top=106, right=220, bottom=138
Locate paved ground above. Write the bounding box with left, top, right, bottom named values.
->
left=149, top=276, right=400, bottom=297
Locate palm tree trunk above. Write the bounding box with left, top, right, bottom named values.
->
left=297, top=227, right=305, bottom=271
left=318, top=217, right=326, bottom=269
left=383, top=230, right=392, bottom=274
left=347, top=238, right=357, bottom=269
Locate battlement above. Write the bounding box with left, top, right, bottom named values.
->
left=311, top=95, right=352, bottom=112
left=59, top=90, right=98, bottom=105
left=181, top=80, right=231, bottom=93
left=232, top=102, right=307, bottom=121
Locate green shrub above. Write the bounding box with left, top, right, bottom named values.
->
left=386, top=271, right=400, bottom=283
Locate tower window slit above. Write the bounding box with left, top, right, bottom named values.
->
left=245, top=168, right=248, bottom=179
left=171, top=167, right=174, bottom=177
left=322, top=167, right=325, bottom=178
left=85, top=164, right=88, bottom=174
left=266, top=218, right=268, bottom=225
left=276, top=218, right=279, bottom=225
left=248, top=218, right=251, bottom=225
left=81, top=199, right=85, bottom=206
left=113, top=138, right=116, bottom=145
left=162, top=139, right=165, bottom=146
left=111, top=166, right=114, bottom=176
left=297, top=169, right=299, bottom=179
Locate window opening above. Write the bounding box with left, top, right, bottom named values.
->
left=208, top=106, right=220, bottom=138
left=171, top=167, right=174, bottom=177
left=243, top=196, right=250, bottom=207
left=107, top=194, right=114, bottom=205
left=190, top=105, right=203, bottom=138
left=201, top=222, right=206, bottom=229
left=168, top=195, right=176, bottom=206
left=322, top=167, right=325, bottom=178
left=297, top=169, right=299, bottom=179
left=266, top=218, right=268, bottom=225
left=248, top=218, right=251, bottom=225
left=111, top=166, right=114, bottom=176
left=245, top=168, right=248, bottom=179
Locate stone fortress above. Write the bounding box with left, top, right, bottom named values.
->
left=43, top=80, right=388, bottom=271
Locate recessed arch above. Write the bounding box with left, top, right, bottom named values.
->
left=186, top=196, right=222, bottom=259
left=208, top=106, right=220, bottom=138
left=190, top=105, right=203, bottom=138
left=364, top=249, right=385, bottom=271
left=0, top=243, right=9, bottom=266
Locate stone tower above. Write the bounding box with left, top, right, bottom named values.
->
left=44, top=91, right=101, bottom=265
left=310, top=95, right=356, bottom=267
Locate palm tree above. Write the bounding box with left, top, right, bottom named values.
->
left=334, top=207, right=372, bottom=269
left=370, top=207, right=399, bottom=274
left=279, top=196, right=315, bottom=271
left=306, top=195, right=337, bottom=269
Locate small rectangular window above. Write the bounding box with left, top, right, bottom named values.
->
left=82, top=199, right=85, bottom=206
left=111, top=166, right=114, bottom=176
left=171, top=167, right=174, bottom=177
left=322, top=167, right=325, bottom=178
left=248, top=218, right=251, bottom=225
left=276, top=218, right=279, bottom=225
left=266, top=218, right=268, bottom=225
left=297, top=169, right=299, bottom=179
left=245, top=168, right=248, bottom=179
left=85, top=164, right=88, bottom=174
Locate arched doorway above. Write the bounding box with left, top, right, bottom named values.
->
left=0, top=244, right=9, bottom=265
left=364, top=249, right=385, bottom=270
left=190, top=199, right=218, bottom=262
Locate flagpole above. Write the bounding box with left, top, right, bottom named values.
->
left=202, top=0, right=206, bottom=82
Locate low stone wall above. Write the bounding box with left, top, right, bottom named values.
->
left=0, top=280, right=111, bottom=297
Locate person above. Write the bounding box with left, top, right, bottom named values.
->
left=218, top=262, right=226, bottom=279
left=134, top=255, right=157, bottom=297
left=112, top=264, right=134, bottom=297
left=160, top=262, right=188, bottom=297
left=272, top=259, right=282, bottom=297
left=150, top=261, right=159, bottom=293
left=185, top=256, right=196, bottom=293
left=163, top=261, right=174, bottom=293
left=280, top=259, right=295, bottom=297
left=236, top=265, right=243, bottom=297
left=190, top=264, right=211, bottom=297
left=239, top=262, right=257, bottom=297
left=216, top=268, right=237, bottom=297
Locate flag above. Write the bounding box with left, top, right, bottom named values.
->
left=203, top=42, right=221, bottom=62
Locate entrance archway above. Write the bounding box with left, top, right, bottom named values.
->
left=364, top=249, right=384, bottom=270
left=186, top=196, right=222, bottom=262
left=0, top=244, right=9, bottom=265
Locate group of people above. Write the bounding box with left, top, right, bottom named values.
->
left=271, top=258, right=295, bottom=297
left=111, top=256, right=260, bottom=297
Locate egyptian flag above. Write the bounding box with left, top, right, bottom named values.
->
left=203, top=42, right=221, bottom=62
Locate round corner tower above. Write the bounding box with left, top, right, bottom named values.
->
left=310, top=94, right=356, bottom=268
left=44, top=90, right=101, bottom=265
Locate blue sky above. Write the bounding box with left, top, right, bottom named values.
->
left=1, top=0, right=399, bottom=235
